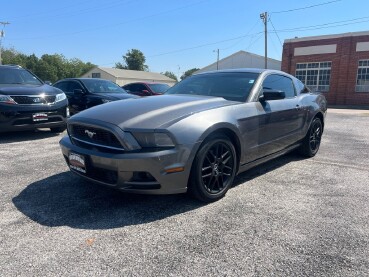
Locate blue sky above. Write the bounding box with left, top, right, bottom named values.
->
left=1, top=0, right=368, bottom=78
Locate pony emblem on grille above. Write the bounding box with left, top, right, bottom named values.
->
left=84, top=129, right=96, bottom=139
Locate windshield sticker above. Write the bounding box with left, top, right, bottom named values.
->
left=249, top=80, right=255, bottom=84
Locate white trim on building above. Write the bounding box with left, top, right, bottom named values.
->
left=81, top=67, right=177, bottom=86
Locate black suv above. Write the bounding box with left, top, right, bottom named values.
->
left=0, top=65, right=68, bottom=133
left=53, top=78, right=138, bottom=115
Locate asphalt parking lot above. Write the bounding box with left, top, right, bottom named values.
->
left=1, top=109, right=369, bottom=276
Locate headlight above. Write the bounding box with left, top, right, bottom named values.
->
left=102, top=99, right=112, bottom=103
left=0, top=94, right=17, bottom=104
left=55, top=93, right=67, bottom=102
left=132, top=132, right=175, bottom=148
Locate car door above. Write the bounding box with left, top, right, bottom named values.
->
left=256, top=74, right=305, bottom=157
left=65, top=81, right=87, bottom=114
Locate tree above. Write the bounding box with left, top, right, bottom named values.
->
left=162, top=71, right=178, bottom=82
left=180, top=68, right=199, bottom=80
left=115, top=49, right=148, bottom=71
left=1, top=47, right=95, bottom=83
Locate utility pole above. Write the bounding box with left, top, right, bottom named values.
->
left=213, top=49, right=220, bottom=70
left=0, top=21, right=10, bottom=65
left=260, top=12, right=267, bottom=69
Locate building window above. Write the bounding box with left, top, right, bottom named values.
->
left=356, top=60, right=369, bottom=92
left=295, top=62, right=331, bottom=92
left=91, top=73, right=101, bottom=78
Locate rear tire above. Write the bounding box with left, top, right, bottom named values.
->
left=189, top=134, right=237, bottom=202
left=299, top=117, right=323, bottom=157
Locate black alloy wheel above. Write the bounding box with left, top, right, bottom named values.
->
left=299, top=117, right=323, bottom=157
left=309, top=119, right=322, bottom=153
left=190, top=135, right=237, bottom=202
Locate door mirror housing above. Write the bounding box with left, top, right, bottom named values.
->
left=142, top=89, right=150, bottom=95
left=260, top=90, right=286, bottom=101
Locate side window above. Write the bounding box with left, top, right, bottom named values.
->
left=124, top=84, right=132, bottom=91
left=54, top=81, right=68, bottom=92
left=68, top=81, right=83, bottom=93
left=295, top=79, right=305, bottom=94
left=129, top=84, right=140, bottom=91
left=136, top=84, right=147, bottom=92
left=262, top=74, right=296, bottom=98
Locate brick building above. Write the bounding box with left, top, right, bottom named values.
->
left=282, top=31, right=369, bottom=107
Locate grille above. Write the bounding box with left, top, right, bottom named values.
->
left=70, top=124, right=123, bottom=150
left=11, top=95, right=56, bottom=105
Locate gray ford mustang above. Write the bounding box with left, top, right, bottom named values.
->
left=59, top=69, right=327, bottom=202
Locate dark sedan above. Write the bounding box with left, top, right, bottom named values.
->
left=0, top=65, right=68, bottom=133
left=123, top=82, right=170, bottom=96
left=60, top=69, right=327, bottom=202
left=53, top=78, right=138, bottom=115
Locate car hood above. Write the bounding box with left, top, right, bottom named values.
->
left=73, top=95, right=238, bottom=130
left=93, top=93, right=138, bottom=100
left=0, top=84, right=61, bottom=95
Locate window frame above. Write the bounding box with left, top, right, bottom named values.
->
left=356, top=59, right=369, bottom=93
left=260, top=73, right=297, bottom=99
left=295, top=61, right=331, bottom=92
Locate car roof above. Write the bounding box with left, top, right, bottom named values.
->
left=0, top=64, right=24, bottom=69
left=194, top=68, right=283, bottom=75
left=123, top=82, right=168, bottom=85
left=55, top=78, right=111, bottom=82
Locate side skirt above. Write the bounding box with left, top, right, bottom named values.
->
left=237, top=143, right=301, bottom=174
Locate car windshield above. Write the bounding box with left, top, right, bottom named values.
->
left=81, top=79, right=127, bottom=93
left=0, top=67, right=43, bottom=85
left=166, top=72, right=259, bottom=102
left=147, top=83, right=170, bottom=93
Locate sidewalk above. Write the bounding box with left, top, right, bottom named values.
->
left=328, top=108, right=369, bottom=115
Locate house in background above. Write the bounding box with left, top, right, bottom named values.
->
left=282, top=30, right=369, bottom=107
left=196, top=50, right=281, bottom=74
left=81, top=67, right=177, bottom=86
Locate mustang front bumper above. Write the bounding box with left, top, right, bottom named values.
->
left=59, top=136, right=199, bottom=195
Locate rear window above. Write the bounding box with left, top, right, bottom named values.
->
left=147, top=83, right=170, bottom=93
left=166, top=72, right=259, bottom=102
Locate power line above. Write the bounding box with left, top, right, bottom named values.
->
left=220, top=19, right=261, bottom=51
left=148, top=32, right=263, bottom=58
left=271, top=0, right=342, bottom=14
left=9, top=0, right=210, bottom=41
left=274, top=17, right=369, bottom=33
left=8, top=0, right=126, bottom=21
left=268, top=17, right=282, bottom=46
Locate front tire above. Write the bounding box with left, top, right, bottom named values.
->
left=189, top=135, right=237, bottom=202
left=299, top=117, right=323, bottom=157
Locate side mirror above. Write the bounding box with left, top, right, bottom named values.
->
left=73, top=89, right=85, bottom=96
left=260, top=90, right=286, bottom=101
left=142, top=89, right=150, bottom=95
left=44, top=81, right=52, bottom=85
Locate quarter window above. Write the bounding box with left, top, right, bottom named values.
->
left=356, top=60, right=369, bottom=92
left=295, top=62, right=331, bottom=92
left=262, top=74, right=296, bottom=98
